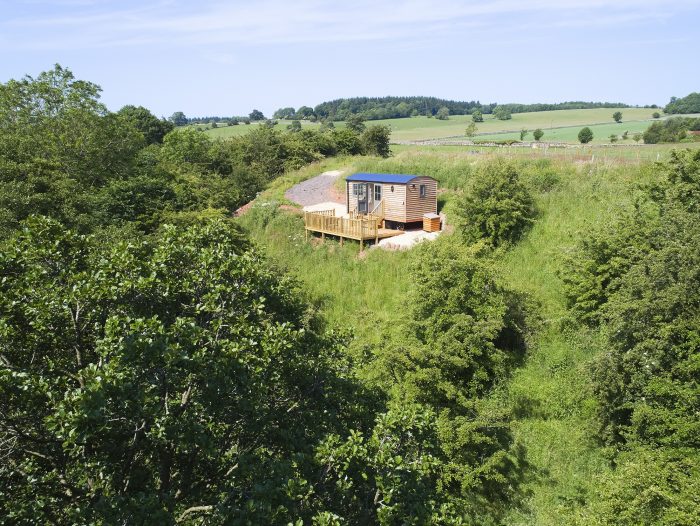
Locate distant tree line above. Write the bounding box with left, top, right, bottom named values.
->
left=270, top=98, right=637, bottom=122
left=169, top=110, right=268, bottom=127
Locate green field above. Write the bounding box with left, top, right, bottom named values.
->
left=472, top=115, right=700, bottom=144
left=368, top=107, right=662, bottom=141
left=198, top=108, right=695, bottom=145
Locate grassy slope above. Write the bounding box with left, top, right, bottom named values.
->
left=238, top=148, right=668, bottom=523
left=473, top=114, right=700, bottom=144
left=198, top=108, right=698, bottom=145
left=494, top=161, right=657, bottom=524
left=370, top=108, right=660, bottom=141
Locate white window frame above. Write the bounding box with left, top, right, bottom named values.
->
left=374, top=184, right=382, bottom=201
left=419, top=184, right=427, bottom=198
left=352, top=183, right=359, bottom=196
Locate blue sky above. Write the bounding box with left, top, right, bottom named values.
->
left=1, top=0, right=699, bottom=118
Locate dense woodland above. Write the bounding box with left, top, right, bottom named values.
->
left=664, top=92, right=700, bottom=114
left=274, top=98, right=633, bottom=122
left=1, top=67, right=699, bottom=525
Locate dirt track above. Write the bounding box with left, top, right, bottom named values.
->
left=284, top=170, right=345, bottom=206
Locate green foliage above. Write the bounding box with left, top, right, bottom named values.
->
left=274, top=106, right=296, bottom=119
left=160, top=127, right=212, bottom=165
left=0, top=65, right=374, bottom=240
left=287, top=119, right=303, bottom=132
left=169, top=111, right=187, bottom=126
left=664, top=92, right=700, bottom=114
left=345, top=114, right=366, bottom=133
left=117, top=105, right=174, bottom=144
left=609, top=134, right=618, bottom=143
left=493, top=106, right=512, bottom=120
left=464, top=122, right=478, bottom=137
left=249, top=108, right=265, bottom=121
left=0, top=217, right=370, bottom=524
left=435, top=106, right=450, bottom=120
left=0, top=65, right=145, bottom=234
left=578, top=127, right=593, bottom=143
left=312, top=96, right=629, bottom=122
left=652, top=111, right=661, bottom=119
left=472, top=108, right=484, bottom=122
left=562, top=150, right=700, bottom=521
left=520, top=129, right=528, bottom=141
left=612, top=111, right=622, bottom=123
left=643, top=117, right=690, bottom=144
left=581, top=449, right=700, bottom=525
left=315, top=237, right=528, bottom=524
left=404, top=238, right=528, bottom=402
left=296, top=106, right=316, bottom=120
left=456, top=159, right=536, bottom=246
left=533, top=128, right=544, bottom=141
left=360, top=125, right=391, bottom=158
left=314, top=96, right=482, bottom=121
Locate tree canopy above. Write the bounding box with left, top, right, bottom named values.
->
left=664, top=92, right=700, bottom=114
left=0, top=218, right=371, bottom=524
left=563, top=150, right=700, bottom=524
left=578, top=127, right=593, bottom=143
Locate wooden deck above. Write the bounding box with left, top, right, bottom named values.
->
left=303, top=202, right=402, bottom=249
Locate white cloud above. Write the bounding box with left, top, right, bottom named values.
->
left=3, top=0, right=698, bottom=50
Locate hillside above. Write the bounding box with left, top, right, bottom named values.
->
left=202, top=108, right=691, bottom=145
left=236, top=147, right=699, bottom=524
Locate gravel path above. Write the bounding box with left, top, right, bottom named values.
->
left=284, top=170, right=345, bottom=206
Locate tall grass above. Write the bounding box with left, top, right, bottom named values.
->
left=237, top=149, right=668, bottom=524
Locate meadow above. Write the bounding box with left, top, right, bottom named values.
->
left=236, top=147, right=672, bottom=524
left=200, top=108, right=697, bottom=146
left=364, top=107, right=660, bottom=141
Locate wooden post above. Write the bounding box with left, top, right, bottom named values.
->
left=340, top=236, right=343, bottom=247
left=305, top=229, right=308, bottom=242
left=321, top=232, right=325, bottom=242
left=360, top=239, right=363, bottom=252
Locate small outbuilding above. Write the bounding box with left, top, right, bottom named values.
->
left=346, top=173, right=437, bottom=228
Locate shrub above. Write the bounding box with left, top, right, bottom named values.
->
left=643, top=117, right=690, bottom=144
left=456, top=159, right=536, bottom=246
left=533, top=128, right=544, bottom=141
left=578, top=127, right=594, bottom=144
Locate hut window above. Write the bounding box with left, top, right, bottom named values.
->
left=374, top=185, right=382, bottom=201
left=419, top=184, right=427, bottom=198
left=352, top=183, right=359, bottom=196
left=390, top=185, right=394, bottom=192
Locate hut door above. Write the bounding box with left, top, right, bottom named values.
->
left=357, top=183, right=368, bottom=213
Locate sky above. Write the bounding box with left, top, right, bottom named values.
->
left=1, top=0, right=699, bottom=118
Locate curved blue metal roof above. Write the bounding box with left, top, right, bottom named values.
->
left=346, top=172, right=421, bottom=184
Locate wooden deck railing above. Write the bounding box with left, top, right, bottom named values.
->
left=348, top=200, right=384, bottom=224
left=304, top=210, right=379, bottom=241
